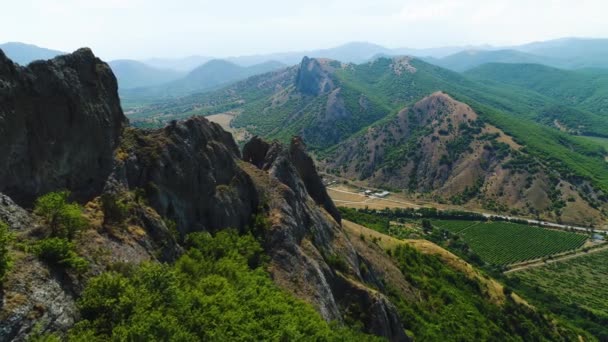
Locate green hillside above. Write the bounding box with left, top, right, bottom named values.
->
left=466, top=63, right=608, bottom=117
left=428, top=49, right=550, bottom=72
left=130, top=56, right=608, bottom=197
left=120, top=59, right=285, bottom=108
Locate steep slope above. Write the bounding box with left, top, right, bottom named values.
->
left=326, top=92, right=605, bottom=225
left=109, top=59, right=185, bottom=89
left=0, top=48, right=596, bottom=341
left=0, top=42, right=65, bottom=65
left=0, top=48, right=126, bottom=205
left=0, top=49, right=405, bottom=341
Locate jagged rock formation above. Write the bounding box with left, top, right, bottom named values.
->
left=295, top=57, right=337, bottom=95
left=0, top=50, right=408, bottom=341
left=112, top=120, right=405, bottom=340
left=240, top=134, right=405, bottom=340
left=243, top=135, right=341, bottom=224
left=0, top=48, right=126, bottom=206
left=111, top=119, right=259, bottom=236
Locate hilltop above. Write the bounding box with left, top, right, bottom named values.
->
left=129, top=55, right=608, bottom=225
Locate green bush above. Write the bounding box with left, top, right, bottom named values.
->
left=69, top=229, right=381, bottom=341
left=34, top=191, right=87, bottom=240
left=34, top=237, right=88, bottom=273
left=0, top=221, right=13, bottom=281
left=100, top=193, right=130, bottom=225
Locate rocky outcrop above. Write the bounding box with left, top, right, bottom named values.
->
left=242, top=134, right=406, bottom=341
left=0, top=48, right=126, bottom=206
left=289, top=137, right=341, bottom=224
left=243, top=136, right=341, bottom=224
left=295, top=57, right=337, bottom=95
left=0, top=49, right=407, bottom=341
left=0, top=194, right=31, bottom=231
left=112, top=118, right=259, bottom=236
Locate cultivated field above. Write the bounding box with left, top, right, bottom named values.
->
left=432, top=220, right=588, bottom=265
left=511, top=249, right=608, bottom=317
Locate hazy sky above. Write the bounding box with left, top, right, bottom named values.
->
left=2, top=0, right=606, bottom=60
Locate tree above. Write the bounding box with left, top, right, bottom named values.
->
left=100, top=193, right=129, bottom=225
left=34, top=191, right=87, bottom=240
left=422, top=219, right=433, bottom=234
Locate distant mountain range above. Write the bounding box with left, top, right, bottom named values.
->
left=3, top=38, right=608, bottom=100
left=119, top=59, right=285, bottom=106
left=427, top=38, right=608, bottom=71
left=109, top=60, right=186, bottom=89
left=0, top=42, right=65, bottom=65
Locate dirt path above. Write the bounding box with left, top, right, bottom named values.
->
left=504, top=243, right=608, bottom=274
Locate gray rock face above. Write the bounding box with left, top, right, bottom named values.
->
left=113, top=118, right=259, bottom=236
left=0, top=193, right=31, bottom=230
left=0, top=48, right=126, bottom=206
left=295, top=57, right=336, bottom=95
left=0, top=259, right=78, bottom=341
left=242, top=135, right=406, bottom=341
left=242, top=136, right=340, bottom=224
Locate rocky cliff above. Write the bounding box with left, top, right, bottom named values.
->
left=295, top=56, right=338, bottom=96
left=0, top=49, right=408, bottom=341
left=0, top=48, right=126, bottom=206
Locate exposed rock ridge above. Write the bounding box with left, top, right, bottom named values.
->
left=0, top=48, right=126, bottom=206
left=295, top=56, right=337, bottom=95
left=112, top=117, right=259, bottom=235
left=243, top=135, right=341, bottom=224
left=0, top=49, right=407, bottom=341
left=241, top=134, right=406, bottom=341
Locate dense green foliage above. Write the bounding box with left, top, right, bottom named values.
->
left=30, top=192, right=90, bottom=273
left=0, top=221, right=13, bottom=281
left=68, top=230, right=380, bottom=341
left=33, top=237, right=88, bottom=273
left=431, top=220, right=587, bottom=265
left=466, top=63, right=608, bottom=116
left=34, top=191, right=87, bottom=240
left=387, top=244, right=582, bottom=341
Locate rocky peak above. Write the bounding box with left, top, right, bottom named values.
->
left=0, top=48, right=126, bottom=206
left=242, top=136, right=341, bottom=224
left=113, top=117, right=257, bottom=235
left=289, top=137, right=341, bottom=224
left=295, top=56, right=337, bottom=95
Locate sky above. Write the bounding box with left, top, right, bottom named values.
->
left=1, top=0, right=607, bottom=60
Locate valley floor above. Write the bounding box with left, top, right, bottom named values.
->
left=327, top=184, right=607, bottom=233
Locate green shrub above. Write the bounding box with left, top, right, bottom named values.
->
left=34, top=191, right=88, bottom=240
left=325, top=253, right=349, bottom=273
left=69, top=230, right=381, bottom=341
left=34, top=237, right=88, bottom=273
left=100, top=193, right=130, bottom=225
left=0, top=221, right=13, bottom=281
